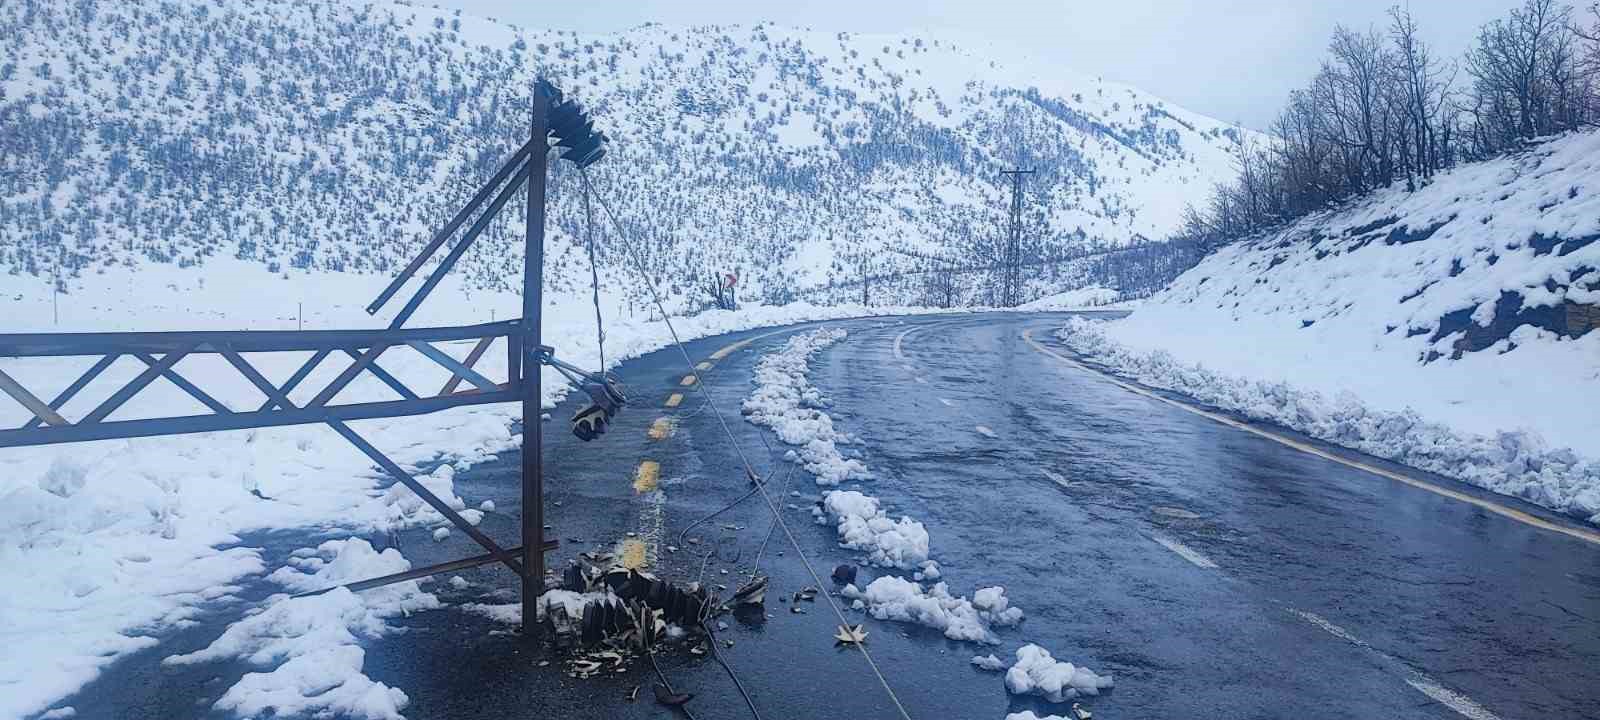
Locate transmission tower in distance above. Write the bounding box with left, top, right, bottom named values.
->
left=999, top=168, right=1034, bottom=307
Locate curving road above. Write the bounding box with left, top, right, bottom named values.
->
left=56, top=312, right=1600, bottom=720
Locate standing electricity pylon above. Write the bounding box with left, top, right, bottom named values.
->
left=999, top=168, right=1034, bottom=307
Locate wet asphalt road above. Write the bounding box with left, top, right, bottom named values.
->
left=56, top=312, right=1600, bottom=720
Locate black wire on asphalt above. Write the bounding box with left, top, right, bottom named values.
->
left=646, top=649, right=701, bottom=720
left=702, top=623, right=766, bottom=720
left=582, top=169, right=916, bottom=720
left=581, top=169, right=608, bottom=371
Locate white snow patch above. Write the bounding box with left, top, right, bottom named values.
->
left=164, top=539, right=437, bottom=720
left=812, top=490, right=930, bottom=571
left=1004, top=643, right=1115, bottom=703
left=841, top=576, right=1023, bottom=644
left=742, top=327, right=867, bottom=485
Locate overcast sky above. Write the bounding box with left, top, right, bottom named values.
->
left=430, top=0, right=1524, bottom=130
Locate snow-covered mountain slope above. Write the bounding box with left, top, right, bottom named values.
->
left=1062, top=130, right=1600, bottom=523
left=0, top=0, right=1248, bottom=310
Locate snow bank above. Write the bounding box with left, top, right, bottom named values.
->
left=1066, top=130, right=1600, bottom=524
left=1017, top=286, right=1123, bottom=311
left=813, top=490, right=931, bottom=571
left=841, top=576, right=1023, bottom=644
left=1061, top=318, right=1600, bottom=524
left=742, top=327, right=868, bottom=484
left=163, top=539, right=437, bottom=720
left=1004, top=643, right=1114, bottom=702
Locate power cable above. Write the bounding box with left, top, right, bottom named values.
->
left=582, top=169, right=915, bottom=720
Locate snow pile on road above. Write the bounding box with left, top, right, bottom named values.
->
left=1004, top=643, right=1114, bottom=703
left=813, top=490, right=931, bottom=571
left=1060, top=131, right=1600, bottom=524
left=742, top=327, right=869, bottom=485
left=164, top=538, right=438, bottom=720
left=841, top=576, right=1023, bottom=644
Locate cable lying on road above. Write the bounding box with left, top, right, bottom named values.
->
left=584, top=168, right=917, bottom=720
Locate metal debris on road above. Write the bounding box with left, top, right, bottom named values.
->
left=834, top=624, right=869, bottom=645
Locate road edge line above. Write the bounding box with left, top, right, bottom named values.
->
left=1021, top=327, right=1600, bottom=548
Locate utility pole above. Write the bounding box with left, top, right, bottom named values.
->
left=999, top=169, right=1034, bottom=307
left=521, top=83, right=552, bottom=637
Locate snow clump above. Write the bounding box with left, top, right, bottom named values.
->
left=742, top=327, right=868, bottom=485
left=841, top=576, right=1023, bottom=644
left=813, top=490, right=930, bottom=571
left=1004, top=643, right=1114, bottom=702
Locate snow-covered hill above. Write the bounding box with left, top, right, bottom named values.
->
left=0, top=0, right=1248, bottom=311
left=1062, top=130, right=1600, bottom=523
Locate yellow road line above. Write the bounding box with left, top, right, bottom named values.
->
left=1021, top=327, right=1600, bottom=548
left=679, top=374, right=697, bottom=386
left=647, top=417, right=675, bottom=441
left=633, top=460, right=660, bottom=493
left=619, top=538, right=648, bottom=569
left=707, top=325, right=812, bottom=361
left=664, top=393, right=683, bottom=408
left=708, top=339, right=754, bottom=361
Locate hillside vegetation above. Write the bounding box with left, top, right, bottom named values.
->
left=0, top=0, right=1250, bottom=311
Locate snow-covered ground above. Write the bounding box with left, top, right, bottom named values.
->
left=1059, top=130, right=1600, bottom=524
left=0, top=262, right=963, bottom=720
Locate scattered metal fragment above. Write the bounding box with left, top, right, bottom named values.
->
left=732, top=575, right=769, bottom=606
left=834, top=624, right=869, bottom=645
left=1072, top=702, right=1092, bottom=720
left=628, top=685, right=641, bottom=702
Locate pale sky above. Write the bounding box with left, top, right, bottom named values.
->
left=427, top=0, right=1524, bottom=130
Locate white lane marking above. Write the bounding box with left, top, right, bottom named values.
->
left=1288, top=609, right=1504, bottom=720
left=1021, top=328, right=1600, bottom=548
left=974, top=425, right=997, bottom=438
left=937, top=397, right=955, bottom=407
left=1150, top=534, right=1219, bottom=569
left=1287, top=609, right=1366, bottom=647
left=1404, top=678, right=1504, bottom=720
left=1152, top=506, right=1202, bottom=520
left=892, top=327, right=916, bottom=361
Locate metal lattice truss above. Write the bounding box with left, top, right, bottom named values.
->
left=0, top=321, right=554, bottom=583
left=0, top=80, right=606, bottom=623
